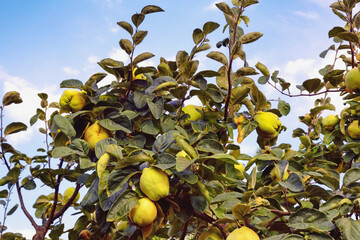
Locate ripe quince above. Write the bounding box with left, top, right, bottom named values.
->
left=345, top=68, right=360, bottom=93
left=348, top=120, right=360, bottom=139
left=133, top=67, right=147, bottom=80
left=129, top=197, right=157, bottom=226
left=226, top=226, right=260, bottom=240
left=84, top=121, right=112, bottom=149
left=63, top=187, right=80, bottom=203
left=59, top=89, right=87, bottom=113
left=140, top=167, right=169, bottom=201
left=254, top=111, right=281, bottom=139
left=199, top=227, right=223, bottom=240
left=182, top=105, right=203, bottom=125
left=322, top=115, right=339, bottom=132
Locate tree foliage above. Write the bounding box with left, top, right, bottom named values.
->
left=2, top=1, right=360, bottom=240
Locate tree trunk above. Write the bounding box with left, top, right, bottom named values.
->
left=32, top=228, right=47, bottom=240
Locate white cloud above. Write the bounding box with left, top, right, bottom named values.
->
left=294, top=10, right=319, bottom=19
left=110, top=26, right=119, bottom=33
left=108, top=47, right=129, bottom=63
left=87, top=55, right=99, bottom=64
left=0, top=67, right=61, bottom=147
left=62, top=67, right=80, bottom=75
left=204, top=1, right=219, bottom=11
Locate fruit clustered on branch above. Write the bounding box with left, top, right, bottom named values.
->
left=2, top=0, right=360, bottom=240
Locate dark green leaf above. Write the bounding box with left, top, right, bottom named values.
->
left=190, top=195, right=208, bottom=212
left=303, top=78, right=322, bottom=93
left=337, top=32, right=359, bottom=43
left=196, top=139, right=224, bottom=153
left=7, top=204, right=18, bottom=216
left=2, top=91, right=22, bottom=106
left=107, top=191, right=138, bottom=222
left=133, top=30, right=148, bottom=45
left=53, top=115, right=76, bottom=138
left=133, top=52, right=154, bottom=66
left=117, top=21, right=133, bottom=35
left=119, top=39, right=133, bottom=55
left=60, top=79, right=83, bottom=89
left=4, top=122, right=27, bottom=136
left=147, top=98, right=164, bottom=120
left=203, top=21, right=220, bottom=35
left=153, top=131, right=175, bottom=153
left=193, top=28, right=204, bottom=45
left=335, top=218, right=360, bottom=240
left=278, top=100, right=291, bottom=116
left=343, top=168, right=360, bottom=187
left=141, top=5, right=164, bottom=15
left=98, top=119, right=131, bottom=133
left=211, top=192, right=242, bottom=203
left=52, top=147, right=83, bottom=158
left=280, top=173, right=303, bottom=193
left=131, top=13, right=145, bottom=27
left=288, top=208, right=335, bottom=231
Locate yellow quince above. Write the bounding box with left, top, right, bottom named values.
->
left=345, top=67, right=360, bottom=93
left=59, top=89, right=87, bottom=113
left=199, top=227, right=223, bottom=240
left=226, top=226, right=260, bottom=240
left=322, top=115, right=339, bottom=132
left=84, top=121, right=112, bottom=149
left=348, top=120, right=360, bottom=139
left=254, top=111, right=281, bottom=139
left=140, top=167, right=169, bottom=201
left=129, top=197, right=157, bottom=226
left=182, top=105, right=203, bottom=125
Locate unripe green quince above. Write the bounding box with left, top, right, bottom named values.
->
left=140, top=167, right=169, bottom=201
left=345, top=68, right=360, bottom=93
left=84, top=121, right=112, bottom=149
left=182, top=105, right=203, bottom=125
left=226, top=227, right=260, bottom=240
left=129, top=197, right=157, bottom=226
left=254, top=111, right=281, bottom=139
left=199, top=227, right=223, bottom=240
left=59, top=89, right=87, bottom=113
left=322, top=115, right=340, bottom=132
left=63, top=187, right=80, bottom=203
left=348, top=120, right=360, bottom=139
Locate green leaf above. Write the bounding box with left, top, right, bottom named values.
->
left=230, top=86, right=250, bottom=106
left=60, top=79, right=83, bottom=89
left=179, top=60, right=199, bottom=79
left=343, top=168, right=360, bottom=187
left=240, top=32, right=263, bottom=44
left=190, top=195, right=208, bottom=212
left=303, top=78, right=322, bottom=93
left=335, top=218, right=360, bottom=240
left=288, top=208, right=335, bottom=231
left=278, top=100, right=291, bottom=116
left=107, top=191, right=138, bottom=222
left=7, top=204, right=18, bottom=216
left=133, top=30, right=148, bottom=45
left=193, top=28, right=204, bottom=45
left=4, top=122, right=27, bottom=136
left=98, top=119, right=131, bottom=133
left=328, top=26, right=346, bottom=38
left=23, top=179, right=36, bottom=190
left=141, top=120, right=160, bottom=135
left=235, top=67, right=258, bottom=77
left=211, top=192, right=242, bottom=203
left=0, top=190, right=8, bottom=198
left=141, top=5, right=164, bottom=15
left=232, top=203, right=251, bottom=220
left=279, top=173, right=303, bottom=193
left=133, top=52, right=154, bottom=66
left=203, top=21, right=220, bottom=35
left=107, top=170, right=138, bottom=196
left=156, top=153, right=176, bottom=170
left=117, top=21, right=133, bottom=35
left=203, top=153, right=238, bottom=165
left=131, top=13, right=145, bottom=27
left=247, top=166, right=257, bottom=190
left=176, top=156, right=195, bottom=172
left=147, top=98, right=164, bottom=120
left=255, top=62, right=270, bottom=76
left=216, top=2, right=234, bottom=17
left=119, top=39, right=133, bottom=55
left=53, top=115, right=76, bottom=138
left=337, top=32, right=359, bottom=43
left=153, top=131, right=175, bottom=153
left=70, top=139, right=90, bottom=156
left=2, top=91, right=22, bottom=106
left=207, top=51, right=228, bottom=66
left=52, top=147, right=83, bottom=158
left=196, top=139, right=224, bottom=153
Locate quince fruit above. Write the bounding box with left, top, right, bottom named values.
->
left=348, top=120, right=360, bottom=139
left=140, top=167, right=169, bottom=201
left=133, top=67, right=147, bottom=80
left=84, top=121, right=112, bottom=149
left=129, top=197, right=157, bottom=226
left=79, top=229, right=92, bottom=240
left=59, top=89, right=87, bottom=113
left=226, top=226, right=260, bottom=240
left=254, top=111, right=281, bottom=139
left=199, top=227, right=223, bottom=240
left=63, top=187, right=80, bottom=203
left=182, top=105, right=203, bottom=125
left=345, top=68, right=360, bottom=93
left=322, top=115, right=339, bottom=132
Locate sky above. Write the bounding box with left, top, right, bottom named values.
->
left=0, top=0, right=354, bottom=238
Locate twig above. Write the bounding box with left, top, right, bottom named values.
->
left=193, top=210, right=228, bottom=239
left=179, top=219, right=190, bottom=240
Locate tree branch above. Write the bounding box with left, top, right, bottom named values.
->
left=193, top=210, right=228, bottom=239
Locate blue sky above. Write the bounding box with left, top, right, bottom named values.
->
left=0, top=0, right=352, bottom=238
